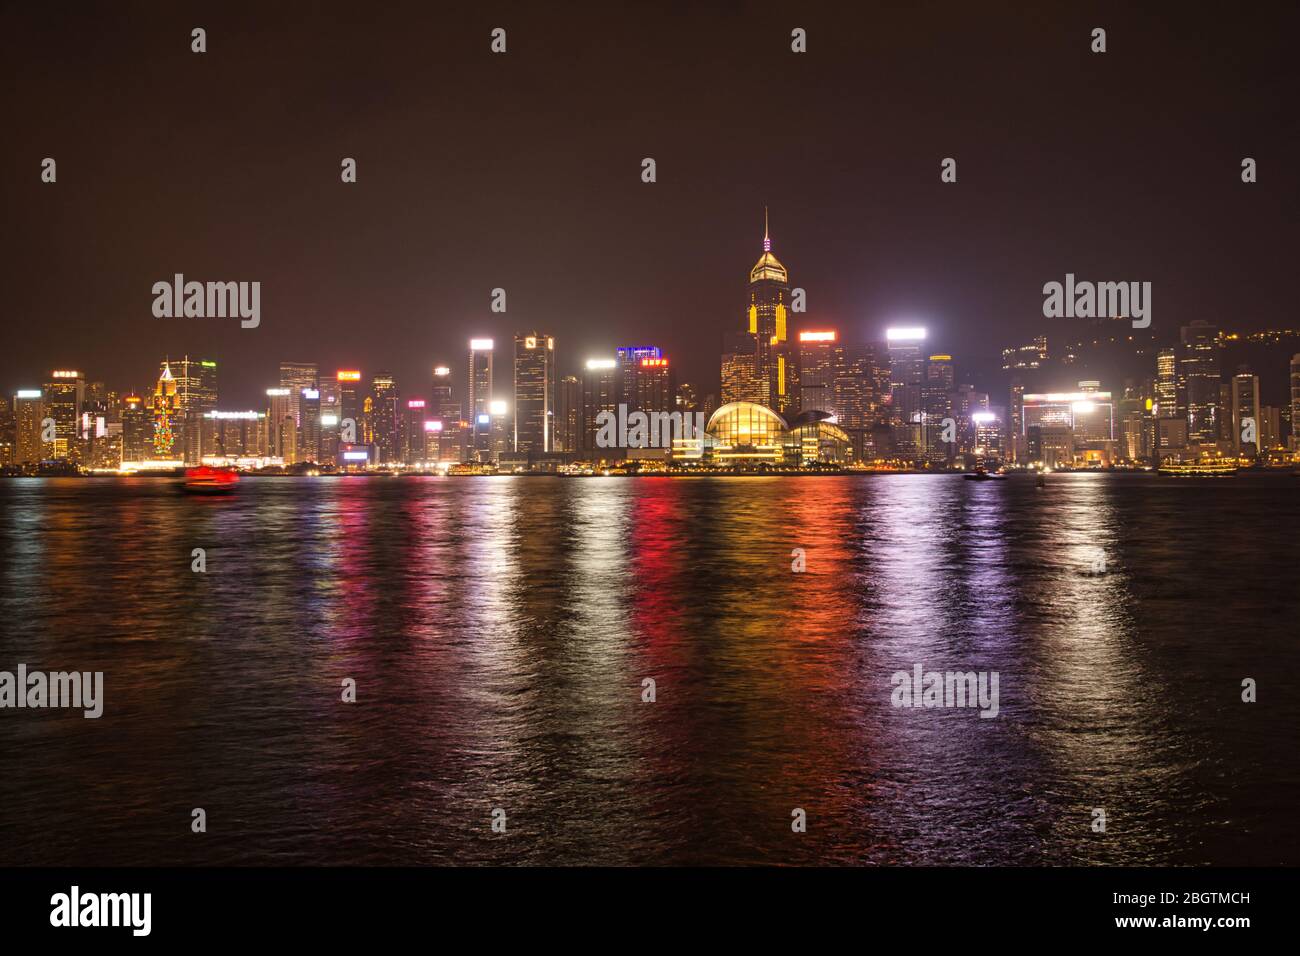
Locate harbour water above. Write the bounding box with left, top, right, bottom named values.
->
left=1, top=473, right=1296, bottom=865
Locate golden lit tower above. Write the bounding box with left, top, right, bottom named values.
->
left=745, top=208, right=794, bottom=412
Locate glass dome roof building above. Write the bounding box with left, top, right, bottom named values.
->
left=705, top=401, right=788, bottom=463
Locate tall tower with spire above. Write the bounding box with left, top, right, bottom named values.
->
left=745, top=208, right=794, bottom=412
left=152, top=360, right=180, bottom=459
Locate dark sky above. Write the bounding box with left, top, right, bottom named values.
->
left=2, top=0, right=1296, bottom=406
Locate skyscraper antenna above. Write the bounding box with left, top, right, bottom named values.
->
left=763, top=207, right=771, bottom=252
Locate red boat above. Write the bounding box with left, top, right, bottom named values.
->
left=182, top=466, right=240, bottom=494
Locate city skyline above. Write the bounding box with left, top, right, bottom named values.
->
left=3, top=210, right=1298, bottom=474
left=5, top=204, right=1300, bottom=409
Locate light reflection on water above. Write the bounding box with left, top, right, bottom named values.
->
left=0, top=474, right=1296, bottom=865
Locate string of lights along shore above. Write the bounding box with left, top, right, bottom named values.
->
left=3, top=213, right=1299, bottom=476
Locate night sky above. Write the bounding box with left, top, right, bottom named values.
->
left=2, top=1, right=1296, bottom=405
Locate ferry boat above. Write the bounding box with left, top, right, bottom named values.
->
left=181, top=466, right=240, bottom=494
left=1157, top=461, right=1239, bottom=478
left=962, top=467, right=1008, bottom=481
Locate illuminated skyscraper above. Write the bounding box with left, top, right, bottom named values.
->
left=720, top=330, right=762, bottom=406
left=14, top=390, right=45, bottom=464
left=420, top=418, right=444, bottom=463
left=265, top=388, right=295, bottom=462
left=318, top=378, right=340, bottom=411
left=1118, top=381, right=1156, bottom=464
left=369, top=374, right=399, bottom=464
left=615, top=345, right=661, bottom=412
left=152, top=363, right=181, bottom=459
left=169, top=357, right=218, bottom=415
left=1290, top=354, right=1300, bottom=451
left=514, top=332, right=555, bottom=454
left=432, top=365, right=459, bottom=421
left=1179, top=321, right=1220, bottom=444
left=334, top=369, right=361, bottom=438
left=306, top=374, right=337, bottom=461
left=582, top=358, right=618, bottom=456
left=403, top=399, right=428, bottom=465
left=489, top=399, right=511, bottom=463
left=555, top=374, right=581, bottom=454
left=833, top=344, right=874, bottom=430
left=319, top=393, right=341, bottom=465
left=633, top=356, right=675, bottom=416
left=1009, top=380, right=1026, bottom=464
left=469, top=339, right=494, bottom=458
left=1231, top=369, right=1261, bottom=457
left=741, top=210, right=794, bottom=412
left=950, top=383, right=989, bottom=456
left=798, top=330, right=838, bottom=414
left=1155, top=348, right=1182, bottom=421
left=299, top=388, right=322, bottom=462
left=121, top=393, right=150, bottom=463
left=1217, top=382, right=1234, bottom=443
left=428, top=365, right=465, bottom=463
left=44, top=369, right=85, bottom=460
left=886, top=328, right=927, bottom=428
left=279, top=362, right=318, bottom=427
left=922, top=354, right=955, bottom=462
left=165, top=357, right=218, bottom=465
left=971, top=411, right=1003, bottom=461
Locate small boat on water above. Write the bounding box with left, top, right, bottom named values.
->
left=963, top=467, right=1007, bottom=481
left=181, top=466, right=240, bottom=494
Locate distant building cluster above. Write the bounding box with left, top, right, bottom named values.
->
left=1002, top=319, right=1300, bottom=469
left=3, top=217, right=1299, bottom=475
